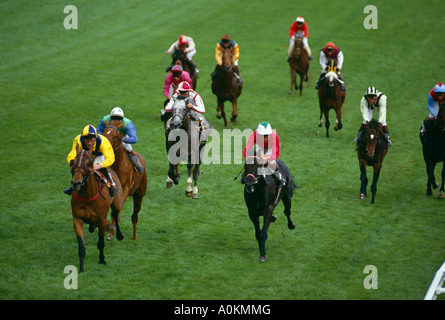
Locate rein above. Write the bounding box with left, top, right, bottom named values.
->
left=105, top=125, right=122, bottom=152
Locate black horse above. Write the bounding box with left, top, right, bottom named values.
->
left=165, top=98, right=208, bottom=198
left=420, top=106, right=445, bottom=198
left=243, top=152, right=296, bottom=262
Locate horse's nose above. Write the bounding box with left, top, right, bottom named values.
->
left=246, top=184, right=255, bottom=194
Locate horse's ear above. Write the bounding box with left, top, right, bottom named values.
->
left=75, top=142, right=80, bottom=153
left=69, top=159, right=75, bottom=169
left=105, top=120, right=109, bottom=126
left=115, top=121, right=124, bottom=130
left=85, top=159, right=94, bottom=172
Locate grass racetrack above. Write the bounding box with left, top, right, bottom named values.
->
left=1, top=0, right=444, bottom=301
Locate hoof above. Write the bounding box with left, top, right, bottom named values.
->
left=288, top=222, right=296, bottom=230
left=317, top=121, right=323, bottom=127
left=259, top=256, right=266, bottom=263
left=271, top=216, right=277, bottom=223
left=98, top=260, right=106, bottom=265
left=439, top=191, right=444, bottom=199
left=192, top=193, right=199, bottom=199
left=166, top=181, right=173, bottom=188
left=433, top=182, right=439, bottom=189
left=427, top=189, right=433, bottom=196
left=230, top=116, right=237, bottom=122
left=360, top=193, right=366, bottom=200
left=288, top=91, right=293, bottom=94
left=185, top=190, right=193, bottom=197
left=106, top=233, right=114, bottom=241
left=216, top=111, right=222, bottom=119
left=116, top=232, right=124, bottom=241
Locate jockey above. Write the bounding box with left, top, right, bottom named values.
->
left=420, top=82, right=445, bottom=136
left=241, top=122, right=286, bottom=191
left=316, top=42, right=345, bottom=90
left=355, top=87, right=392, bottom=147
left=164, top=81, right=210, bottom=137
left=163, top=65, right=193, bottom=104
left=287, top=16, right=312, bottom=61
left=164, top=35, right=199, bottom=75
left=63, top=125, right=117, bottom=196
left=96, top=107, right=143, bottom=173
left=210, top=34, right=241, bottom=82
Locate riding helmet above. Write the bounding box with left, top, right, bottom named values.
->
left=171, top=65, right=183, bottom=73
left=177, top=81, right=192, bottom=92
left=257, top=122, right=273, bottom=135
left=178, top=35, right=187, bottom=45
left=296, top=16, right=304, bottom=23
left=110, top=107, right=124, bottom=118
left=434, top=83, right=445, bottom=93
left=366, top=86, right=378, bottom=97
left=82, top=125, right=97, bottom=138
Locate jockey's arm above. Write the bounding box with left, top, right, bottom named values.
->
left=98, top=135, right=115, bottom=168
left=163, top=74, right=173, bottom=99
left=185, top=37, right=195, bottom=53
left=377, top=95, right=387, bottom=124
left=336, top=51, right=344, bottom=71
left=190, top=92, right=205, bottom=113
left=215, top=44, right=223, bottom=65
left=319, top=52, right=328, bottom=71
left=232, top=44, right=240, bottom=63
left=96, top=118, right=106, bottom=134
left=427, top=94, right=438, bottom=117
left=123, top=121, right=138, bottom=144
left=67, top=136, right=81, bottom=164
left=242, top=132, right=256, bottom=159
left=166, top=40, right=178, bottom=55
left=360, top=97, right=371, bottom=123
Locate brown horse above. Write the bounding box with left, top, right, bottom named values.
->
left=211, top=48, right=243, bottom=127
left=69, top=146, right=124, bottom=272
left=101, top=120, right=148, bottom=240
left=317, top=65, right=346, bottom=137
left=356, top=119, right=388, bottom=204
left=288, top=37, right=309, bottom=96
left=420, top=106, right=445, bottom=198
left=172, top=49, right=198, bottom=90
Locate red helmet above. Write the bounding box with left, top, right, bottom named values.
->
left=177, top=81, right=192, bottom=92
left=178, top=35, right=187, bottom=45
left=325, top=42, right=335, bottom=50
left=172, top=65, right=183, bottom=73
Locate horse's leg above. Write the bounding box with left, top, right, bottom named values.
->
left=289, top=69, right=296, bottom=94
left=131, top=174, right=147, bottom=240
left=192, top=163, right=200, bottom=199
left=298, top=72, right=303, bottom=97
left=426, top=161, right=436, bottom=196
left=97, top=218, right=108, bottom=265
left=334, top=106, right=343, bottom=131
left=230, top=98, right=238, bottom=122
left=324, top=108, right=330, bottom=138
left=439, top=162, right=445, bottom=199
left=359, top=161, right=368, bottom=199
left=370, top=163, right=383, bottom=204
left=168, top=162, right=179, bottom=185
left=73, top=217, right=86, bottom=273
left=248, top=210, right=262, bottom=259
left=258, top=205, right=274, bottom=262
left=281, top=187, right=296, bottom=230
left=111, top=206, right=124, bottom=241
left=318, top=104, right=323, bottom=127
left=185, top=163, right=193, bottom=197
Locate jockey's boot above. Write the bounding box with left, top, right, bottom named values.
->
left=189, top=60, right=199, bottom=76
left=272, top=169, right=286, bottom=190
left=63, top=186, right=73, bottom=195
left=382, top=125, right=392, bottom=148
left=338, top=73, right=346, bottom=91
left=286, top=56, right=290, bottom=63
left=210, top=64, right=221, bottom=81
left=315, top=72, right=324, bottom=89
left=354, top=123, right=367, bottom=145
left=129, top=150, right=143, bottom=173
left=232, top=66, right=242, bottom=83
left=165, top=62, right=174, bottom=73
left=100, top=168, right=116, bottom=197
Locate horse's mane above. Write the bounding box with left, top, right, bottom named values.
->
left=368, top=119, right=380, bottom=129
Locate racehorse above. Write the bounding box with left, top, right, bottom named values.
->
left=243, top=152, right=296, bottom=262
left=69, top=146, right=124, bottom=272
left=171, top=49, right=198, bottom=90
left=288, top=37, right=309, bottom=96
left=356, top=119, right=388, bottom=204
left=317, top=61, right=346, bottom=137
left=101, top=120, right=148, bottom=240
left=166, top=98, right=208, bottom=199
left=420, top=106, right=445, bottom=198
left=211, top=48, right=243, bottom=127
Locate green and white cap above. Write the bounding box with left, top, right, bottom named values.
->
left=110, top=107, right=124, bottom=118
left=257, top=122, right=272, bottom=135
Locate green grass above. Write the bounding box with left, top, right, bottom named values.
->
left=1, top=0, right=444, bottom=300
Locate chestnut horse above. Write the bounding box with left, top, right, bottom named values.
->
left=244, top=152, right=296, bottom=262
left=211, top=48, right=243, bottom=127
left=317, top=61, right=346, bottom=137
left=172, top=49, right=198, bottom=90
left=69, top=146, right=124, bottom=272
left=101, top=120, right=148, bottom=240
left=288, top=37, right=309, bottom=96
left=356, top=119, right=388, bottom=204
left=420, top=106, right=445, bottom=198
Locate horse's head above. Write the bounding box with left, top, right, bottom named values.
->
left=292, top=37, right=304, bottom=58
left=325, top=71, right=339, bottom=87
left=170, top=98, right=188, bottom=129
left=222, top=48, right=233, bottom=71
left=244, top=153, right=266, bottom=194
left=102, top=120, right=124, bottom=150
left=437, top=106, right=445, bottom=131
left=69, top=146, right=94, bottom=191
left=172, top=49, right=185, bottom=65
left=363, top=120, right=383, bottom=157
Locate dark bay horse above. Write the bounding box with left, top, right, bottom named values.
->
left=288, top=37, right=309, bottom=96
left=166, top=98, right=208, bottom=198
left=211, top=48, right=243, bottom=127
left=420, top=106, right=445, bottom=198
left=243, top=153, right=296, bottom=262
left=69, top=146, right=124, bottom=272
left=172, top=49, right=198, bottom=90
left=317, top=63, right=346, bottom=137
left=356, top=119, right=388, bottom=204
left=101, top=121, right=148, bottom=240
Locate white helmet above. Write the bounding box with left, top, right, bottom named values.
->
left=257, top=122, right=273, bottom=135
left=177, top=81, right=192, bottom=92
left=110, top=107, right=124, bottom=118
left=296, top=16, right=304, bottom=23
left=365, top=86, right=378, bottom=97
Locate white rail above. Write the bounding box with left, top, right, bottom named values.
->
left=424, top=261, right=445, bottom=300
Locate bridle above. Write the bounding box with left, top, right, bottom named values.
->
left=245, top=155, right=265, bottom=184
left=104, top=125, right=122, bottom=152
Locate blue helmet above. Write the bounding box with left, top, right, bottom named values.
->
left=434, top=83, right=445, bottom=93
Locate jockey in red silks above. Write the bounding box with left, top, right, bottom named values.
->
left=241, top=122, right=285, bottom=191
left=287, top=16, right=312, bottom=61
left=316, top=41, right=345, bottom=90
left=163, top=65, right=192, bottom=105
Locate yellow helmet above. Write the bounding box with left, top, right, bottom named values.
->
left=82, top=125, right=97, bottom=139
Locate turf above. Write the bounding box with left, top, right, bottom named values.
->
left=0, top=0, right=444, bottom=300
